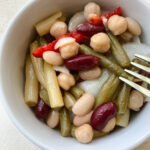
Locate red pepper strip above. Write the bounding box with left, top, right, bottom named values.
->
left=32, top=31, right=86, bottom=58
left=32, top=40, right=59, bottom=58
left=89, top=7, right=122, bottom=25
left=69, top=30, right=86, bottom=43
left=103, top=7, right=122, bottom=18
left=89, top=16, right=103, bottom=25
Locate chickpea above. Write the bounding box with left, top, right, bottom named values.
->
left=60, top=42, right=79, bottom=59
left=50, top=21, right=67, bottom=39
left=79, top=67, right=101, bottom=80
left=73, top=111, right=93, bottom=126
left=84, top=2, right=101, bottom=21
left=90, top=33, right=110, bottom=53
left=43, top=51, right=64, bottom=66
left=128, top=90, right=144, bottom=111
left=126, top=17, right=141, bottom=36
left=120, top=31, right=133, bottom=41
left=57, top=72, right=75, bottom=90
left=75, top=124, right=93, bottom=144
left=46, top=110, right=59, bottom=128
left=72, top=93, right=95, bottom=116
left=108, top=15, right=128, bottom=35
left=102, top=117, right=116, bottom=133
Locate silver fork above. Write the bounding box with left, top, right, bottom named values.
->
left=119, top=54, right=150, bottom=97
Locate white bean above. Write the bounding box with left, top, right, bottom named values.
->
left=126, top=17, right=141, bottom=36
left=128, top=90, right=144, bottom=111
left=73, top=111, right=93, bottom=126
left=46, top=110, right=59, bottom=128
left=60, top=42, right=79, bottom=59
left=75, top=124, right=93, bottom=144
left=72, top=93, right=95, bottom=116
left=102, top=117, right=116, bottom=133
left=120, top=31, right=133, bottom=41
left=79, top=67, right=101, bottom=80
left=43, top=51, right=64, bottom=66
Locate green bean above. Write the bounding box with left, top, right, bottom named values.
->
left=70, top=85, right=85, bottom=99
left=71, top=125, right=76, bottom=138
left=115, top=58, right=148, bottom=110
left=142, top=82, right=148, bottom=89
left=107, top=31, right=130, bottom=68
left=40, top=88, right=50, bottom=106
left=35, top=11, right=63, bottom=36
left=93, top=130, right=107, bottom=139
left=64, top=92, right=76, bottom=111
left=30, top=41, right=47, bottom=88
left=116, top=108, right=130, bottom=127
left=60, top=108, right=71, bottom=137
left=132, top=58, right=142, bottom=71
left=72, top=72, right=80, bottom=82
left=95, top=74, right=120, bottom=108
left=24, top=56, right=38, bottom=107
left=71, top=125, right=106, bottom=139
left=44, top=62, right=64, bottom=108
left=38, top=37, right=48, bottom=46
left=58, top=12, right=66, bottom=22
left=79, top=44, right=128, bottom=78
left=132, top=58, right=142, bottom=64
left=116, top=83, right=131, bottom=115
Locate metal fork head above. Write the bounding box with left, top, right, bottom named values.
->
left=119, top=54, right=150, bottom=98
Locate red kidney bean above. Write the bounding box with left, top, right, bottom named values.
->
left=141, top=101, right=147, bottom=110
left=135, top=81, right=142, bottom=86
left=65, top=54, right=100, bottom=71
left=90, top=102, right=117, bottom=131
left=139, top=70, right=148, bottom=77
left=135, top=70, right=148, bottom=85
left=76, top=23, right=105, bottom=37
left=35, top=99, right=50, bottom=119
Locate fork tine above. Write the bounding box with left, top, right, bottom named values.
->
left=124, top=69, right=150, bottom=84
left=135, top=54, right=150, bottom=63
left=119, top=77, right=150, bottom=98
left=131, top=62, right=150, bottom=73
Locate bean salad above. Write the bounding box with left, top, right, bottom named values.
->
left=24, top=2, right=148, bottom=144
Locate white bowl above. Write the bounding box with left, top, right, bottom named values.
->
left=1, top=0, right=150, bottom=150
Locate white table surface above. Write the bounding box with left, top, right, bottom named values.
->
left=0, top=0, right=150, bottom=150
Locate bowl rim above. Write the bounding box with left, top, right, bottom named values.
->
left=0, top=0, right=150, bottom=150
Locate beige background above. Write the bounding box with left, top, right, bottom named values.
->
left=0, top=0, right=150, bottom=149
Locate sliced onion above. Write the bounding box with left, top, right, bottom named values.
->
left=123, top=43, right=150, bottom=60
left=102, top=16, right=108, bottom=27
left=53, top=65, right=70, bottom=74
left=54, top=37, right=75, bottom=49
left=78, top=69, right=111, bottom=97
left=68, top=11, right=87, bottom=32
